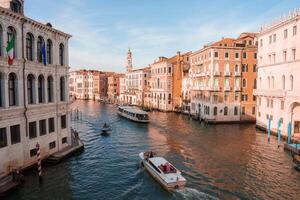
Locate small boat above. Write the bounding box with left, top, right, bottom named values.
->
left=293, top=155, right=300, bottom=170
left=101, top=123, right=112, bottom=135
left=118, top=106, right=149, bottom=123
left=139, top=151, right=186, bottom=190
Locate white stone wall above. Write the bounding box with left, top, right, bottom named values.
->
left=0, top=5, right=71, bottom=175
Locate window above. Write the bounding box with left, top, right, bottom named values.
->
left=270, top=99, right=273, bottom=108
left=29, top=122, right=37, bottom=139
left=234, top=92, right=239, bottom=101
left=7, top=26, right=16, bottom=59
left=281, top=101, right=284, bottom=110
left=38, top=75, right=45, bottom=103
left=26, top=33, right=34, bottom=61
left=242, top=107, right=245, bottom=115
left=269, top=35, right=272, bottom=44
left=37, top=36, right=44, bottom=63
left=242, top=94, right=248, bottom=101
left=213, top=107, right=217, bottom=116
left=61, top=115, right=67, bottom=129
left=260, top=39, right=263, bottom=47
left=254, top=53, right=257, bottom=59
left=0, top=25, right=2, bottom=56
left=48, top=118, right=55, bottom=133
left=252, top=107, right=256, bottom=115
left=62, top=137, right=67, bottom=144
left=0, top=128, right=7, bottom=148
left=292, top=49, right=296, bottom=60
left=293, top=26, right=297, bottom=36
left=282, top=75, right=285, bottom=90
left=10, top=125, right=20, bottom=144
left=214, top=51, right=218, bottom=58
left=10, top=0, right=22, bottom=13
left=27, top=74, right=35, bottom=104
left=30, top=148, right=37, bottom=157
left=284, top=29, right=288, bottom=39
left=224, top=107, right=228, bottom=116
left=168, top=67, right=171, bottom=73
left=242, top=79, right=247, bottom=87
left=47, top=76, right=53, bottom=103
left=225, top=52, right=229, bottom=58
left=283, top=50, right=287, bottom=62
left=253, top=64, right=257, bottom=72
left=49, top=141, right=56, bottom=149
left=235, top=52, right=239, bottom=59
left=242, top=64, right=248, bottom=72
left=254, top=78, right=257, bottom=89
left=273, top=34, right=276, bottom=42
left=59, top=43, right=64, bottom=66
left=290, top=75, right=294, bottom=90
left=8, top=73, right=17, bottom=106
left=243, top=52, right=247, bottom=59
left=47, top=39, right=52, bottom=64
left=39, top=119, right=46, bottom=136
left=234, top=107, right=238, bottom=115
left=60, top=77, right=66, bottom=101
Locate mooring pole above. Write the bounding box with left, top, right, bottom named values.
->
left=277, top=119, right=281, bottom=148
left=268, top=115, right=271, bottom=143
left=288, top=122, right=292, bottom=144
left=36, top=143, right=42, bottom=182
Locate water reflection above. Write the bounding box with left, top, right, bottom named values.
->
left=6, top=101, right=300, bottom=200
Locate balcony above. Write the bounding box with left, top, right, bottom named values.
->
left=224, top=86, right=231, bottom=91
left=234, top=71, right=241, bottom=76
left=224, top=71, right=231, bottom=76
left=234, top=86, right=241, bottom=91
left=253, top=89, right=286, bottom=98
left=213, top=71, right=221, bottom=76
left=208, top=86, right=220, bottom=91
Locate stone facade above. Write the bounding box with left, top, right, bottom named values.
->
left=0, top=0, right=71, bottom=175
left=254, top=9, right=300, bottom=137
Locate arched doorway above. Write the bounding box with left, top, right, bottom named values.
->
left=289, top=102, right=300, bottom=137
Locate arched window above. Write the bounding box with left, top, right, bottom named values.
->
left=0, top=72, right=4, bottom=107
left=47, top=76, right=54, bottom=103
left=213, top=107, right=217, bottom=116
left=47, top=39, right=52, bottom=64
left=242, top=79, right=246, bottom=87
left=157, top=78, right=160, bottom=88
left=224, top=106, right=228, bottom=116
left=0, top=25, right=3, bottom=56
left=254, top=78, right=257, bottom=89
left=37, top=36, right=44, bottom=63
left=26, top=33, right=34, bottom=61
left=235, top=64, right=239, bottom=72
left=267, top=76, right=270, bottom=88
left=7, top=26, right=17, bottom=59
left=60, top=77, right=66, bottom=101
left=38, top=75, right=45, bottom=103
left=282, top=75, right=285, bottom=90
left=234, top=106, right=238, bottom=115
left=8, top=73, right=17, bottom=106
left=59, top=43, right=64, bottom=66
left=271, top=76, right=275, bottom=89
left=290, top=75, right=294, bottom=90
left=27, top=74, right=35, bottom=104
left=10, top=0, right=22, bottom=14
left=259, top=77, right=262, bottom=89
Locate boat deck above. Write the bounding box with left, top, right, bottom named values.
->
left=284, top=143, right=300, bottom=155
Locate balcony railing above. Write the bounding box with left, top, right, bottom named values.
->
left=253, top=89, right=286, bottom=98
left=224, top=71, right=231, bottom=76
left=234, top=71, right=241, bottom=76
left=224, top=86, right=231, bottom=91
left=213, top=71, right=221, bottom=76
left=234, top=86, right=241, bottom=91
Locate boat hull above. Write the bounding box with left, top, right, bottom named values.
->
left=117, top=111, right=149, bottom=123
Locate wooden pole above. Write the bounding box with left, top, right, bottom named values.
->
left=36, top=143, right=42, bottom=182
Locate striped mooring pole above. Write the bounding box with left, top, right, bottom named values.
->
left=36, top=143, right=42, bottom=181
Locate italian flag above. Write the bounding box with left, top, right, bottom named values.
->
left=6, top=36, right=15, bottom=65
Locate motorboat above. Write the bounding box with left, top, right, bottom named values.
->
left=293, top=154, right=300, bottom=170
left=118, top=106, right=149, bottom=123
left=139, top=151, right=186, bottom=190
left=101, top=123, right=112, bottom=135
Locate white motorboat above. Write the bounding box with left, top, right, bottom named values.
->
left=139, top=151, right=186, bottom=190
left=118, top=106, right=149, bottom=123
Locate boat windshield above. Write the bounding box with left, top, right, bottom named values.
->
left=136, top=114, right=149, bottom=120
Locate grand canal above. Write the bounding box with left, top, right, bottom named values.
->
left=6, top=101, right=300, bottom=200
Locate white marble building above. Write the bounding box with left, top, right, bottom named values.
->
left=254, top=8, right=300, bottom=138
left=0, top=0, right=71, bottom=175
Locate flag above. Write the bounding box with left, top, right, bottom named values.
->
left=42, top=42, right=46, bottom=65
left=6, top=36, right=15, bottom=65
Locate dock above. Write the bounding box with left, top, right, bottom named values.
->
left=284, top=143, right=300, bottom=155
left=0, top=174, right=22, bottom=197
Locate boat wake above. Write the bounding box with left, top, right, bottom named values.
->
left=173, top=187, right=219, bottom=200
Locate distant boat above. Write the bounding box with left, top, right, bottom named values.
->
left=101, top=123, right=112, bottom=135
left=139, top=151, right=186, bottom=190
left=117, top=106, right=149, bottom=123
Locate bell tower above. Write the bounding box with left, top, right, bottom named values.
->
left=0, top=0, right=24, bottom=15
left=127, top=48, right=133, bottom=72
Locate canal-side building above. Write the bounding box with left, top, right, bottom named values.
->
left=190, top=32, right=258, bottom=122
left=107, top=73, right=124, bottom=103
left=254, top=9, right=300, bottom=138
left=0, top=0, right=71, bottom=175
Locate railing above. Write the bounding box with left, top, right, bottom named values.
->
left=234, top=86, right=241, bottom=91
left=253, top=89, right=286, bottom=97
left=224, top=71, right=231, bottom=76
left=224, top=86, right=231, bottom=91
left=234, top=71, right=241, bottom=76
left=213, top=71, right=221, bottom=76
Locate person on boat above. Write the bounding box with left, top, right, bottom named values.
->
left=103, top=123, right=108, bottom=128
left=165, top=162, right=171, bottom=173
left=149, top=151, right=154, bottom=158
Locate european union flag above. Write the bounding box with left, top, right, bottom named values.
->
left=42, top=43, right=47, bottom=65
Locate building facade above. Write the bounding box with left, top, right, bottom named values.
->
left=254, top=9, right=300, bottom=137
left=0, top=0, right=71, bottom=175
left=190, top=33, right=257, bottom=122
left=107, top=73, right=123, bottom=103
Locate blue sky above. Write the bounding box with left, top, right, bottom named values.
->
left=25, top=0, right=300, bottom=72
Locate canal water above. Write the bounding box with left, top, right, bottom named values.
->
left=6, top=101, right=300, bottom=200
